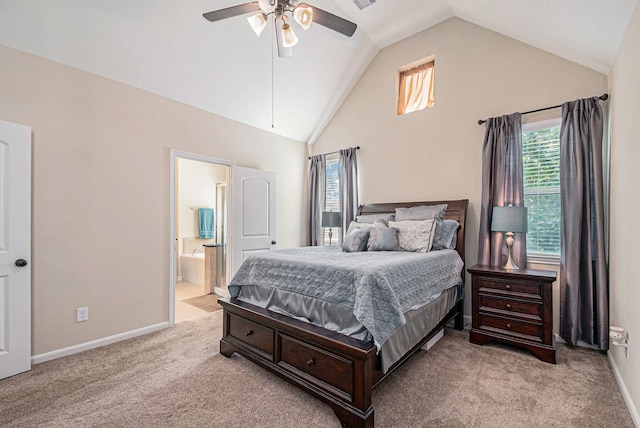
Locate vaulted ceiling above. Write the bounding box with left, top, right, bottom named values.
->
left=0, top=0, right=636, bottom=143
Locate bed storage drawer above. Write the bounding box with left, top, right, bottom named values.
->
left=278, top=334, right=354, bottom=399
left=227, top=312, right=274, bottom=358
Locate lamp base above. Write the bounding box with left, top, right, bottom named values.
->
left=328, top=227, right=333, bottom=246
left=502, top=232, right=519, bottom=270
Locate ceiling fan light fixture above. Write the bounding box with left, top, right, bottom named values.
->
left=258, top=0, right=277, bottom=14
left=281, top=23, right=299, bottom=47
left=247, top=13, right=267, bottom=36
left=293, top=4, right=313, bottom=30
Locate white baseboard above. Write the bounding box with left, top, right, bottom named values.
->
left=464, top=314, right=472, bottom=327
left=215, top=286, right=230, bottom=297
left=31, top=321, right=170, bottom=365
left=554, top=333, right=601, bottom=350
left=608, top=352, right=640, bottom=427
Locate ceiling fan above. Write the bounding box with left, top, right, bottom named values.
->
left=203, top=0, right=357, bottom=57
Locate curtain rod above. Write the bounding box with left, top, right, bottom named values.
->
left=477, top=93, right=609, bottom=125
left=308, top=146, right=360, bottom=160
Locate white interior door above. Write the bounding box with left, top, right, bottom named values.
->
left=0, top=119, right=31, bottom=379
left=232, top=166, right=276, bottom=276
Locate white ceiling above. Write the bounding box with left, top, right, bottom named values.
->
left=0, top=0, right=636, bottom=143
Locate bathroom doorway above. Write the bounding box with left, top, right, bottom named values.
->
left=170, top=150, right=232, bottom=324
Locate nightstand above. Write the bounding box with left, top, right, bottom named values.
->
left=468, top=264, right=557, bottom=364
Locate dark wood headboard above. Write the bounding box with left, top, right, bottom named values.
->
left=356, top=199, right=469, bottom=268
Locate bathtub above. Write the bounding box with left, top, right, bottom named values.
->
left=181, top=253, right=205, bottom=286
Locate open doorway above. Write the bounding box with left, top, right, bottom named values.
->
left=170, top=150, right=232, bottom=325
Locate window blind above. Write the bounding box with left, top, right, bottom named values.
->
left=324, top=157, right=340, bottom=245
left=522, top=126, right=561, bottom=254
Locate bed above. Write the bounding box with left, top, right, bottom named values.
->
left=219, top=200, right=468, bottom=427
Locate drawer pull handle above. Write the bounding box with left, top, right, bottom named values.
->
left=505, top=285, right=511, bottom=290
left=506, top=323, right=512, bottom=329
left=245, top=330, right=254, bottom=337
left=307, top=358, right=315, bottom=367
left=506, top=304, right=512, bottom=309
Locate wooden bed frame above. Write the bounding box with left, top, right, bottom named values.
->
left=219, top=200, right=469, bottom=427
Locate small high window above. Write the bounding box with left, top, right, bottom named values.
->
left=397, top=57, right=435, bottom=115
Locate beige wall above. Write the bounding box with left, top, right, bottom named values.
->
left=0, top=44, right=307, bottom=355
left=609, top=1, right=640, bottom=422
left=313, top=17, right=608, bottom=319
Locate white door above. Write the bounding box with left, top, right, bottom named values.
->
left=232, top=166, right=276, bottom=276
left=0, top=120, right=31, bottom=379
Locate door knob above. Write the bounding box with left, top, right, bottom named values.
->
left=15, top=259, right=28, bottom=267
left=271, top=241, right=276, bottom=245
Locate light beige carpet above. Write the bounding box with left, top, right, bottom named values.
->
left=0, top=310, right=634, bottom=427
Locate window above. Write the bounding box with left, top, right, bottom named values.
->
left=522, top=119, right=561, bottom=256
left=397, top=57, right=435, bottom=115
left=324, top=156, right=340, bottom=245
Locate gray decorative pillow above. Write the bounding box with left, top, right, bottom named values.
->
left=341, top=228, right=370, bottom=252
left=367, top=226, right=402, bottom=251
left=395, top=204, right=448, bottom=250
left=441, top=220, right=460, bottom=250
left=356, top=213, right=395, bottom=223
left=372, top=218, right=388, bottom=228
left=389, top=219, right=436, bottom=252
left=346, top=221, right=371, bottom=236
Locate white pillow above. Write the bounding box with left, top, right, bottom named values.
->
left=388, top=219, right=436, bottom=252
left=395, top=204, right=448, bottom=250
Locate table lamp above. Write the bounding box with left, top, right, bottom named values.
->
left=491, top=206, right=528, bottom=270
left=321, top=211, right=341, bottom=246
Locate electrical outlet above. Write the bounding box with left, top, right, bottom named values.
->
left=76, top=307, right=89, bottom=322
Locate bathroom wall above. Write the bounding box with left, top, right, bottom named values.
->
left=176, top=158, right=227, bottom=278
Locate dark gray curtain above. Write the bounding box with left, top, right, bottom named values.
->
left=559, top=97, right=608, bottom=350
left=478, top=113, right=527, bottom=268
left=307, top=154, right=326, bottom=246
left=339, top=148, right=358, bottom=240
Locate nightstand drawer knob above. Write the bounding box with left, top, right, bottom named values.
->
left=506, top=323, right=512, bottom=329
left=505, top=285, right=511, bottom=290
left=245, top=330, right=254, bottom=337
left=506, top=303, right=512, bottom=309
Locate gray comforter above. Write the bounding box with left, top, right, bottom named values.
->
left=228, top=246, right=463, bottom=349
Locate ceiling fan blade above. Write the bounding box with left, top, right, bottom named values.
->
left=275, top=18, right=293, bottom=57
left=202, top=2, right=261, bottom=23
left=310, top=6, right=357, bottom=37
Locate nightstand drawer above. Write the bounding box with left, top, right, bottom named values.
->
left=477, top=277, right=540, bottom=298
left=478, top=313, right=542, bottom=341
left=479, top=295, right=542, bottom=319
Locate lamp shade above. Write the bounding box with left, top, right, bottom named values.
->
left=491, top=206, right=528, bottom=233
left=281, top=23, right=299, bottom=47
left=247, top=13, right=267, bottom=36
left=321, top=211, right=341, bottom=228
left=293, top=4, right=313, bottom=30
